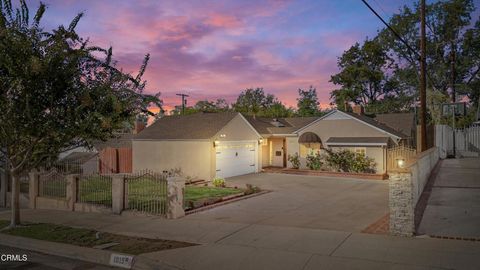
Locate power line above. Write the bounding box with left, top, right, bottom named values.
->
left=360, top=0, right=445, bottom=93
left=360, top=0, right=420, bottom=59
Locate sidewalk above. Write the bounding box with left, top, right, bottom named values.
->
left=1, top=209, right=479, bottom=270
left=418, top=158, right=480, bottom=238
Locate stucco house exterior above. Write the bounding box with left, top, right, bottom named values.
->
left=133, top=112, right=262, bottom=181
left=132, top=108, right=415, bottom=180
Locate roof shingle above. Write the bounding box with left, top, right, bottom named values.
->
left=134, top=112, right=239, bottom=140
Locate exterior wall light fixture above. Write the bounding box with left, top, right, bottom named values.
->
left=396, top=158, right=405, bottom=168
left=214, top=140, right=220, bottom=147
left=258, top=138, right=264, bottom=145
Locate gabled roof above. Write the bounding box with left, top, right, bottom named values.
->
left=59, top=152, right=97, bottom=164
left=244, top=116, right=318, bottom=135
left=295, top=110, right=406, bottom=139
left=134, top=112, right=239, bottom=140
left=374, top=113, right=415, bottom=138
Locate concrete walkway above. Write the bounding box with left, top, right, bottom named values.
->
left=418, top=158, right=480, bottom=238
left=1, top=209, right=479, bottom=270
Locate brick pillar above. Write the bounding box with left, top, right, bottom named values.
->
left=66, top=174, right=79, bottom=211
left=389, top=171, right=415, bottom=236
left=28, top=172, right=39, bottom=209
left=112, top=175, right=125, bottom=214
left=167, top=177, right=185, bottom=219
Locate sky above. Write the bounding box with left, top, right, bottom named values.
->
left=34, top=0, right=479, bottom=113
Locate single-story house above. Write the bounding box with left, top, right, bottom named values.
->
left=132, top=107, right=414, bottom=180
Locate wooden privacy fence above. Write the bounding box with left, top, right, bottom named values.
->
left=124, top=170, right=168, bottom=216
left=38, top=169, right=67, bottom=198
left=387, top=146, right=417, bottom=171
left=77, top=174, right=113, bottom=208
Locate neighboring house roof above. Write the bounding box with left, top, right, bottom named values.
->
left=93, top=133, right=133, bottom=150
left=326, top=137, right=390, bottom=146
left=374, top=113, right=415, bottom=138
left=244, top=116, right=319, bottom=135
left=134, top=112, right=239, bottom=140
left=59, top=152, right=97, bottom=164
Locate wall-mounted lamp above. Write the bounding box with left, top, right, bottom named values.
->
left=396, top=158, right=405, bottom=168
left=258, top=138, right=264, bottom=145
left=214, top=140, right=220, bottom=147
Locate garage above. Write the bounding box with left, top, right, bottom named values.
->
left=215, top=141, right=257, bottom=178
left=133, top=112, right=262, bottom=182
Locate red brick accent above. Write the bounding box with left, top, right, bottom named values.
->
left=362, top=213, right=389, bottom=235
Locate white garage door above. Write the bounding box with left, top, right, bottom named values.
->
left=216, top=141, right=257, bottom=178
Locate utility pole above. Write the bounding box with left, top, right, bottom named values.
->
left=419, top=0, right=428, bottom=152
left=450, top=44, right=456, bottom=102
left=176, top=93, right=189, bottom=115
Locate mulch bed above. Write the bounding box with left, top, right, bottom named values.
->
left=185, top=190, right=270, bottom=215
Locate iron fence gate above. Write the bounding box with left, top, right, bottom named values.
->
left=124, top=170, right=168, bottom=215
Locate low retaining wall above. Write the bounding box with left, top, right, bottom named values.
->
left=36, top=197, right=70, bottom=211
left=388, top=147, right=439, bottom=236
left=267, top=168, right=388, bottom=180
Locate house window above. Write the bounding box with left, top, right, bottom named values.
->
left=300, top=143, right=321, bottom=158
left=354, top=147, right=366, bottom=156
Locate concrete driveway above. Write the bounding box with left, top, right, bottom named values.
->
left=185, top=173, right=388, bottom=232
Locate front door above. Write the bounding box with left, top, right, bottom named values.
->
left=271, top=138, right=284, bottom=167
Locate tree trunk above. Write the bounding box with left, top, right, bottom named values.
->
left=10, top=173, right=20, bottom=227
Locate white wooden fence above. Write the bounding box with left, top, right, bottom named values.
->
left=435, top=124, right=480, bottom=158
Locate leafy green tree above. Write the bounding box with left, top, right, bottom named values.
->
left=330, top=38, right=402, bottom=110
left=331, top=0, right=480, bottom=115
left=0, top=0, right=161, bottom=227
left=262, top=100, right=294, bottom=118
left=233, top=88, right=274, bottom=117
left=380, top=0, right=479, bottom=101
left=170, top=105, right=198, bottom=115
left=297, top=86, right=320, bottom=116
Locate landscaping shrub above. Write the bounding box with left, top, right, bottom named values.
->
left=287, top=153, right=301, bottom=169
left=324, top=149, right=376, bottom=173
left=245, top=184, right=261, bottom=195
left=306, top=152, right=323, bottom=170
left=212, top=177, right=226, bottom=187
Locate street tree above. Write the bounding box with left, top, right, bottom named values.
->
left=297, top=86, right=320, bottom=116
left=0, top=0, right=161, bottom=227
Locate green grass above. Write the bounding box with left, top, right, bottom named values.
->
left=0, top=220, right=195, bottom=255
left=185, top=186, right=243, bottom=202
left=41, top=176, right=244, bottom=212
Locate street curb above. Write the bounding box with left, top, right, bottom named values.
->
left=0, top=233, right=180, bottom=269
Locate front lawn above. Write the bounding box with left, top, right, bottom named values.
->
left=0, top=220, right=195, bottom=255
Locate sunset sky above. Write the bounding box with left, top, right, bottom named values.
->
left=37, top=0, right=477, bottom=112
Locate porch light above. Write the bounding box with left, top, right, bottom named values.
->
left=220, top=134, right=226, bottom=138
left=396, top=158, right=405, bottom=168
left=258, top=138, right=264, bottom=145
left=214, top=140, right=220, bottom=147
